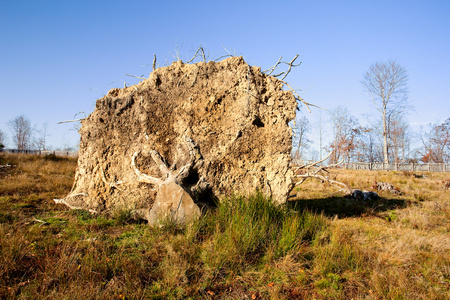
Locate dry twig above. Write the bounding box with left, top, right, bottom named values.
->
left=293, top=153, right=351, bottom=193
left=263, top=54, right=323, bottom=112
left=213, top=44, right=236, bottom=62
left=187, top=46, right=207, bottom=63
left=263, top=55, right=301, bottom=80
left=32, top=217, right=48, bottom=227
left=278, top=79, right=323, bottom=113
left=54, top=194, right=97, bottom=214
left=125, top=74, right=147, bottom=80
left=57, top=119, right=84, bottom=124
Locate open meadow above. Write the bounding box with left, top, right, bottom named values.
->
left=0, top=153, right=449, bottom=299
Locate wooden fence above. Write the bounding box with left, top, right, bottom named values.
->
left=1, top=149, right=78, bottom=157
left=345, top=162, right=450, bottom=173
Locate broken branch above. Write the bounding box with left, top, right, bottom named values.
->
left=294, top=152, right=332, bottom=171
left=57, top=119, right=84, bottom=124
left=32, top=217, right=48, bottom=227
left=293, top=153, right=351, bottom=194
left=54, top=195, right=97, bottom=214
left=263, top=55, right=301, bottom=80
left=187, top=46, right=207, bottom=63
left=263, top=56, right=282, bottom=75
left=277, top=79, right=324, bottom=113
left=125, top=74, right=147, bottom=80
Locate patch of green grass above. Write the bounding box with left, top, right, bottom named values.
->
left=385, top=210, right=398, bottom=222
left=315, top=272, right=343, bottom=296
left=84, top=216, right=115, bottom=229
left=70, top=209, right=94, bottom=221
left=113, top=209, right=134, bottom=226
left=194, top=193, right=327, bottom=282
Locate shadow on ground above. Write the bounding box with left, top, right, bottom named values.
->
left=287, top=196, right=407, bottom=218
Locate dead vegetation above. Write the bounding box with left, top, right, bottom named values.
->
left=443, top=180, right=450, bottom=189
left=0, top=153, right=449, bottom=299
left=372, top=181, right=402, bottom=195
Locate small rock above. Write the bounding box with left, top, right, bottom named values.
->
left=372, top=182, right=401, bottom=195
left=147, top=181, right=201, bottom=226
left=351, top=189, right=379, bottom=201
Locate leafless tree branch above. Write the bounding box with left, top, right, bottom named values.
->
left=54, top=194, right=97, bottom=214
left=213, top=44, right=237, bottom=62
left=263, top=57, right=282, bottom=75
left=32, top=217, right=48, bottom=227
left=277, top=79, right=323, bottom=113
left=293, top=153, right=350, bottom=193
left=213, top=54, right=234, bottom=62
left=125, top=74, right=147, bottom=80
left=361, top=60, right=409, bottom=164
left=7, top=115, right=33, bottom=151
left=263, top=55, right=317, bottom=112
left=263, top=55, right=302, bottom=80
left=187, top=46, right=207, bottom=63
left=57, top=119, right=84, bottom=124
left=293, top=151, right=332, bottom=171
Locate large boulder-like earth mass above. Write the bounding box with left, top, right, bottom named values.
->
left=62, top=56, right=297, bottom=222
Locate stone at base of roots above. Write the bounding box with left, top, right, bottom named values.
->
left=147, top=181, right=201, bottom=226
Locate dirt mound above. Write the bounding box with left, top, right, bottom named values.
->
left=62, top=56, right=297, bottom=220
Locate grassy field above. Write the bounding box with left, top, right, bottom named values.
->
left=0, top=153, right=449, bottom=299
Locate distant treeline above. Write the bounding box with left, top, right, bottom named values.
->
left=345, top=162, right=450, bottom=173
left=1, top=149, right=78, bottom=157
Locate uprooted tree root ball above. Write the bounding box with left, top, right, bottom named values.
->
left=58, top=56, right=298, bottom=224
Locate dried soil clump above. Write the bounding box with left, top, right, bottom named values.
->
left=63, top=57, right=297, bottom=221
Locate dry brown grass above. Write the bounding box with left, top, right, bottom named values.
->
left=0, top=153, right=75, bottom=198
left=291, top=167, right=450, bottom=299
left=1, top=154, right=449, bottom=299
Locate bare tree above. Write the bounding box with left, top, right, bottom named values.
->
left=362, top=60, right=409, bottom=164
left=293, top=152, right=351, bottom=194
left=33, top=123, right=49, bottom=151
left=388, top=115, right=410, bottom=164
left=328, top=106, right=360, bottom=164
left=316, top=111, right=324, bottom=161
left=8, top=115, right=33, bottom=151
left=0, top=129, right=6, bottom=149
left=419, top=118, right=450, bottom=163
left=352, top=126, right=374, bottom=162
left=292, top=115, right=312, bottom=164
left=309, top=149, right=319, bottom=162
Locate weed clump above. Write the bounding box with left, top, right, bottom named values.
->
left=189, top=194, right=326, bottom=280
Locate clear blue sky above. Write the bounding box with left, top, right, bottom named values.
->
left=1, top=0, right=449, bottom=150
